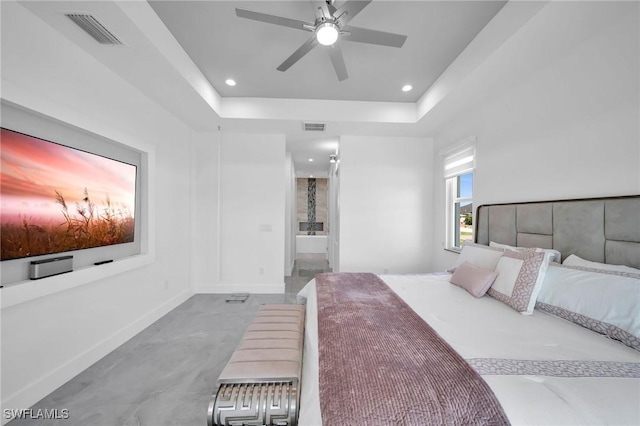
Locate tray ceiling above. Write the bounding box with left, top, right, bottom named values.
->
left=149, top=1, right=506, bottom=103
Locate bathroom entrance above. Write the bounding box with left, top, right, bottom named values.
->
left=296, top=177, right=328, bottom=258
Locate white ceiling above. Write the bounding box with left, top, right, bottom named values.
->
left=147, top=0, right=505, bottom=176
left=148, top=1, right=506, bottom=103
left=13, top=0, right=508, bottom=178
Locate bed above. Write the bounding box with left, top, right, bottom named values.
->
left=296, top=195, right=640, bottom=425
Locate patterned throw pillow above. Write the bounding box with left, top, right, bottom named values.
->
left=489, top=241, right=562, bottom=263
left=488, top=250, right=550, bottom=315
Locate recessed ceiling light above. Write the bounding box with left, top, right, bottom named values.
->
left=225, top=79, right=236, bottom=86
left=402, top=84, right=413, bottom=92
left=310, top=175, right=314, bottom=178
left=308, top=158, right=314, bottom=162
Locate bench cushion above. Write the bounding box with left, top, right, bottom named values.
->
left=217, top=304, right=305, bottom=384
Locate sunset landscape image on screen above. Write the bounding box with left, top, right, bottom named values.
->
left=1, top=128, right=136, bottom=260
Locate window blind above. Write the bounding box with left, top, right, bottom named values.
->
left=443, top=146, right=475, bottom=179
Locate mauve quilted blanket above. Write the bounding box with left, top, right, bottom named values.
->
left=316, top=272, right=510, bottom=426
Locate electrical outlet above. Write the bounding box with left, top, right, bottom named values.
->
left=164, top=280, right=169, bottom=290
left=259, top=267, right=264, bottom=275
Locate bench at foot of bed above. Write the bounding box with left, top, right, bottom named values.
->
left=208, top=304, right=305, bottom=426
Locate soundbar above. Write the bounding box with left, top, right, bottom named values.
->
left=30, top=255, right=73, bottom=280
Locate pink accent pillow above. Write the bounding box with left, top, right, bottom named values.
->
left=450, top=261, right=499, bottom=298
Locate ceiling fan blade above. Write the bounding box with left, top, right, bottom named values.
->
left=236, top=8, right=313, bottom=31
left=333, top=0, right=371, bottom=26
left=327, top=1, right=338, bottom=16
left=342, top=25, right=407, bottom=48
left=277, top=36, right=318, bottom=72
left=327, top=44, right=348, bottom=81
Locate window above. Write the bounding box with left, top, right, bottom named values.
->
left=444, top=146, right=474, bottom=251
left=449, top=173, right=473, bottom=249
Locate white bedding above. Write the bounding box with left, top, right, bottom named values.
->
left=297, top=274, right=640, bottom=425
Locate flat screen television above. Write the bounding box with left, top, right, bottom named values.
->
left=1, top=127, right=137, bottom=261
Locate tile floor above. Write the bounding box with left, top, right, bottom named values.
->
left=284, top=253, right=331, bottom=302
left=8, top=254, right=330, bottom=426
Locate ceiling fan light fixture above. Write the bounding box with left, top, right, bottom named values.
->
left=316, top=22, right=339, bottom=46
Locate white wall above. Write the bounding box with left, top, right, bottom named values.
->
left=0, top=2, right=194, bottom=414
left=191, top=131, right=221, bottom=289
left=339, top=136, right=434, bottom=273
left=192, top=132, right=286, bottom=292
left=430, top=1, right=640, bottom=271
left=327, top=158, right=340, bottom=270
left=284, top=154, right=296, bottom=276
left=214, top=133, right=286, bottom=293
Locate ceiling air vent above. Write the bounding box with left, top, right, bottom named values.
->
left=303, top=122, right=326, bottom=132
left=65, top=14, right=123, bottom=45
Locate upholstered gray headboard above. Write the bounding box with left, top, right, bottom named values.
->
left=475, top=195, right=640, bottom=269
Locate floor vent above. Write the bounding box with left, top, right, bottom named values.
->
left=226, top=293, right=250, bottom=303
left=65, top=14, right=123, bottom=45
left=303, top=122, right=326, bottom=132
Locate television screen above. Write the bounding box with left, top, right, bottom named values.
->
left=1, top=127, right=137, bottom=261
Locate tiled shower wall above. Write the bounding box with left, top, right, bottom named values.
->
left=296, top=178, right=328, bottom=235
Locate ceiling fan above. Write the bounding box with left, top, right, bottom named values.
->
left=235, top=0, right=407, bottom=81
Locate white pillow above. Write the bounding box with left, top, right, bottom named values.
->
left=487, top=249, right=551, bottom=315
left=489, top=241, right=561, bottom=263
left=537, top=263, right=640, bottom=351
left=562, top=254, right=640, bottom=274
left=447, top=242, right=504, bottom=273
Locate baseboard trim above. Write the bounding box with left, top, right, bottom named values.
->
left=196, top=283, right=285, bottom=294
left=1, top=289, right=191, bottom=423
